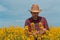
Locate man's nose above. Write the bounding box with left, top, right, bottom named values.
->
left=35, top=14, right=38, bottom=15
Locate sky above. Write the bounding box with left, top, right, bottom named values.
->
left=0, top=0, right=60, bottom=27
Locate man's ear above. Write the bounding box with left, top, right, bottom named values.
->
left=30, top=12, right=32, bottom=14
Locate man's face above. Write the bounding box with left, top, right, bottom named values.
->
left=31, top=12, right=39, bottom=18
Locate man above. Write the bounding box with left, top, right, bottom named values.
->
left=25, top=4, right=49, bottom=33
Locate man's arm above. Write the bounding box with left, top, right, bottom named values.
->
left=25, top=19, right=31, bottom=32
left=25, top=19, right=30, bottom=26
left=41, top=17, right=49, bottom=30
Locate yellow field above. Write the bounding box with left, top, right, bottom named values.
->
left=0, top=25, right=60, bottom=40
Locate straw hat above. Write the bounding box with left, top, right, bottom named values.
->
left=29, top=4, right=42, bottom=12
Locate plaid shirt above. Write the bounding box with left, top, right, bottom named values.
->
left=25, top=16, right=49, bottom=32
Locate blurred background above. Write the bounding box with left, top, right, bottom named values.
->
left=0, top=0, right=60, bottom=27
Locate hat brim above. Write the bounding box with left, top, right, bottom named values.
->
left=29, top=10, right=42, bottom=12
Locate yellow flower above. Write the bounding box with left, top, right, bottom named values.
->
left=28, top=32, right=32, bottom=35
left=24, top=25, right=28, bottom=30
left=30, top=22, right=35, bottom=30
left=30, top=22, right=35, bottom=27
left=29, top=35, right=34, bottom=40
left=0, top=25, right=60, bottom=40
left=40, top=26, right=44, bottom=29
left=45, top=30, right=49, bottom=34
left=43, top=34, right=47, bottom=38
left=39, top=22, right=43, bottom=26
left=27, top=37, right=30, bottom=40
left=37, top=37, right=41, bottom=40
left=39, top=22, right=44, bottom=30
